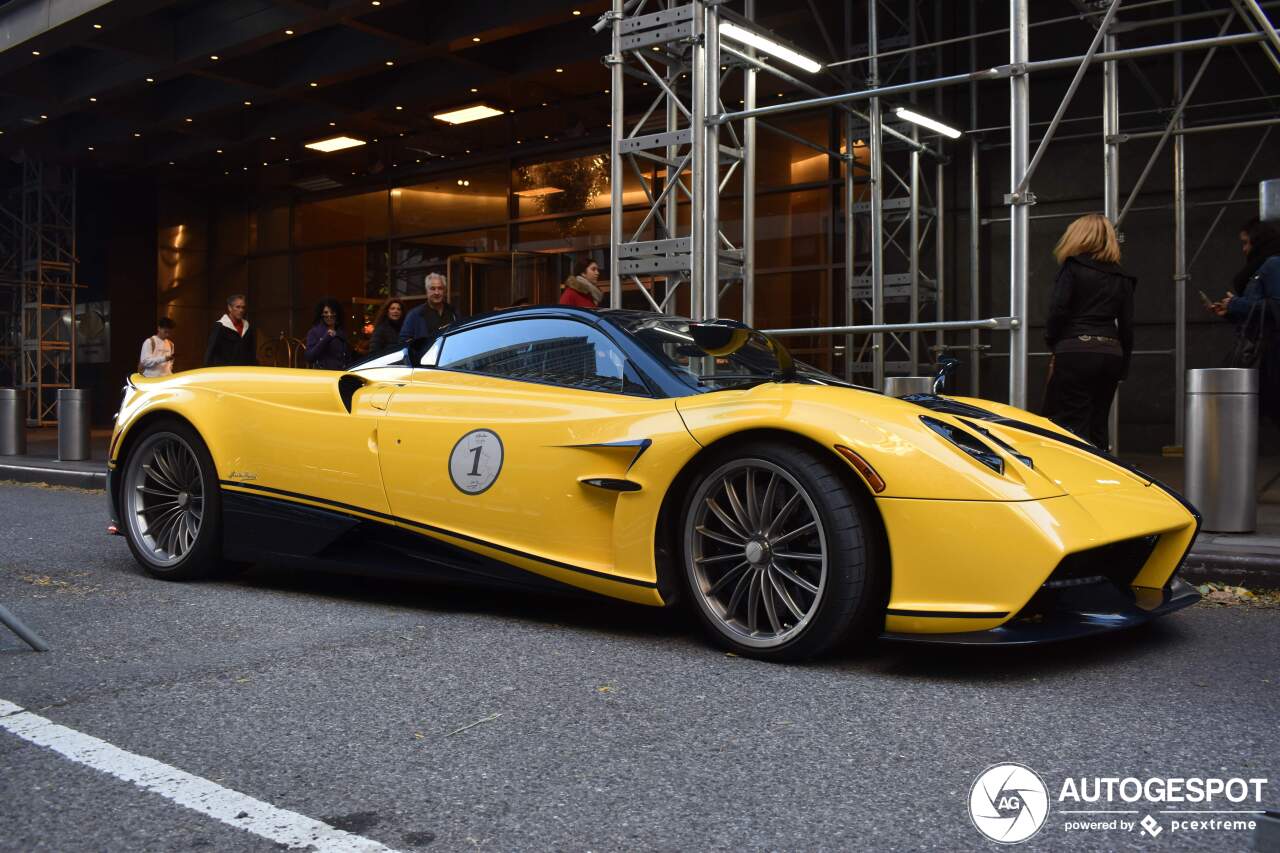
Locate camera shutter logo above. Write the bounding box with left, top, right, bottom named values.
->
left=449, top=429, right=504, bottom=495
left=968, top=763, right=1051, bottom=844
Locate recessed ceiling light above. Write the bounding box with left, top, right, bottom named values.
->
left=433, top=104, right=504, bottom=124
left=262, top=162, right=267, bottom=166
left=87, top=146, right=94, bottom=151
left=385, top=60, right=394, bottom=66
left=395, top=105, right=403, bottom=110
left=465, top=149, right=470, bottom=153
left=472, top=37, right=481, bottom=43
left=89, top=97, right=97, bottom=102
left=39, top=114, right=47, bottom=119
left=31, top=50, right=40, bottom=56
left=185, top=117, right=193, bottom=122
left=329, top=121, right=336, bottom=126
left=371, top=0, right=380, bottom=5
left=210, top=55, right=219, bottom=60
left=216, top=149, right=223, bottom=154
left=572, top=9, right=582, bottom=15
left=555, top=67, right=563, bottom=73
left=469, top=88, right=478, bottom=93
left=309, top=82, right=318, bottom=87
left=284, top=29, right=294, bottom=35
left=243, top=100, right=252, bottom=106
left=169, top=161, right=175, bottom=165
left=305, top=135, right=366, bottom=152
left=145, top=77, right=155, bottom=83
left=93, top=23, right=103, bottom=29
left=269, top=136, right=277, bottom=140
left=133, top=132, right=141, bottom=137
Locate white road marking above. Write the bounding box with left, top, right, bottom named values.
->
left=0, top=698, right=401, bottom=852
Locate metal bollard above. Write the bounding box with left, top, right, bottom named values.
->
left=0, top=388, right=24, bottom=455
left=1185, top=368, right=1257, bottom=533
left=884, top=376, right=934, bottom=397
left=57, top=388, right=90, bottom=462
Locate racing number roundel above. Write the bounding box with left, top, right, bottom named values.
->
left=448, top=429, right=504, bottom=495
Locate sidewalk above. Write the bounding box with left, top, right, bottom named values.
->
left=1125, top=453, right=1280, bottom=589
left=0, top=427, right=110, bottom=489
left=1, top=432, right=1277, bottom=587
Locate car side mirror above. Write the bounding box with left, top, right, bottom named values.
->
left=688, top=321, right=797, bottom=381
left=933, top=356, right=961, bottom=395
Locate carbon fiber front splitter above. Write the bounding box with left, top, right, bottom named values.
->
left=880, top=577, right=1201, bottom=646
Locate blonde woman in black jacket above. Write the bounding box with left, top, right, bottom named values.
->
left=1042, top=213, right=1135, bottom=451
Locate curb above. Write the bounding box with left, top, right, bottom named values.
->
left=1181, top=550, right=1280, bottom=589
left=0, top=461, right=106, bottom=490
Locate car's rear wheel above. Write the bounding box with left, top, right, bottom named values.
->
left=120, top=421, right=223, bottom=580
left=681, top=441, right=883, bottom=661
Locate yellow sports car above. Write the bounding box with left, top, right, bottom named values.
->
left=107, top=307, right=1200, bottom=661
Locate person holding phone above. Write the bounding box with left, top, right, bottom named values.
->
left=138, top=317, right=176, bottom=377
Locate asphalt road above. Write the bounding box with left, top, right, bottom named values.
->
left=0, top=482, right=1276, bottom=852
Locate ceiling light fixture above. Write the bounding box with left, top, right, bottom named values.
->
left=572, top=9, right=582, bottom=15
left=285, top=29, right=294, bottom=35
left=555, top=67, right=564, bottom=73
left=133, top=132, right=141, bottom=137
left=145, top=77, right=155, bottom=83
left=471, top=37, right=480, bottom=43
left=39, top=114, right=48, bottom=119
left=309, top=82, right=318, bottom=87
left=93, top=23, right=103, bottom=30
left=395, top=105, right=403, bottom=110
left=433, top=104, right=504, bottom=125
left=305, top=135, right=366, bottom=152
left=243, top=100, right=252, bottom=106
left=719, top=20, right=822, bottom=73
left=89, top=97, right=97, bottom=102
left=469, top=88, right=478, bottom=93
left=894, top=106, right=962, bottom=139
left=386, top=60, right=394, bottom=66
left=210, top=55, right=219, bottom=60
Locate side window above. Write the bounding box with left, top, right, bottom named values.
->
left=437, top=319, right=649, bottom=395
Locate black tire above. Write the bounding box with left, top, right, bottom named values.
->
left=119, top=420, right=224, bottom=581
left=679, top=439, right=885, bottom=662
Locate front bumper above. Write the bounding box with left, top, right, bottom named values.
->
left=881, top=576, right=1200, bottom=645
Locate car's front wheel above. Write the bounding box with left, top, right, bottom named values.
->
left=682, top=441, right=884, bottom=661
left=120, top=421, right=223, bottom=580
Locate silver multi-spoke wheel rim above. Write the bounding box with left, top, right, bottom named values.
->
left=123, top=433, right=205, bottom=567
left=685, top=458, right=828, bottom=649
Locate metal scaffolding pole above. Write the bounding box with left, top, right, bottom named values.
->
left=1103, top=30, right=1121, bottom=452
left=608, top=0, right=624, bottom=309
left=1008, top=0, right=1030, bottom=408
left=869, top=0, right=885, bottom=390
left=690, top=2, right=708, bottom=321
left=909, top=132, right=920, bottom=372
left=969, top=0, right=981, bottom=396
left=700, top=2, right=720, bottom=320
left=1173, top=12, right=1188, bottom=447
left=743, top=0, right=757, bottom=326
left=935, top=157, right=945, bottom=356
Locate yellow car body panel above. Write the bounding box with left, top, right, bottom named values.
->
left=109, top=340, right=1198, bottom=643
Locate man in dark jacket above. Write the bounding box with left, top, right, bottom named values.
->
left=400, top=273, right=460, bottom=344
left=203, top=294, right=258, bottom=367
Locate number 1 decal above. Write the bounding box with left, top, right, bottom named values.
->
left=448, top=429, right=504, bottom=495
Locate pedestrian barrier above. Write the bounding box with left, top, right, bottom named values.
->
left=0, top=388, right=23, bottom=455
left=56, top=388, right=89, bottom=461
left=1186, top=367, right=1257, bottom=532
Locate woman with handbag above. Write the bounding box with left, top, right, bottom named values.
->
left=1209, top=218, right=1280, bottom=426
left=1041, top=213, right=1136, bottom=452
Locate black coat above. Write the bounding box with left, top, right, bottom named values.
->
left=1045, top=254, right=1136, bottom=376
left=203, top=320, right=257, bottom=367
left=368, top=319, right=403, bottom=356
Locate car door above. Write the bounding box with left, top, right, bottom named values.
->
left=376, top=316, right=693, bottom=581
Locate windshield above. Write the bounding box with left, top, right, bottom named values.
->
left=622, top=316, right=836, bottom=391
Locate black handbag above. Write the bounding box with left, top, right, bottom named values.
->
left=1225, top=296, right=1277, bottom=369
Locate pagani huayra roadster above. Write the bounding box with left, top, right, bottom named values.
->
left=108, top=307, right=1200, bottom=661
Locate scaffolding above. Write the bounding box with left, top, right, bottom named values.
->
left=601, top=0, right=1279, bottom=450
left=17, top=161, right=78, bottom=426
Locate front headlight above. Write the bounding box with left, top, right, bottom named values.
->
left=920, top=415, right=1005, bottom=476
